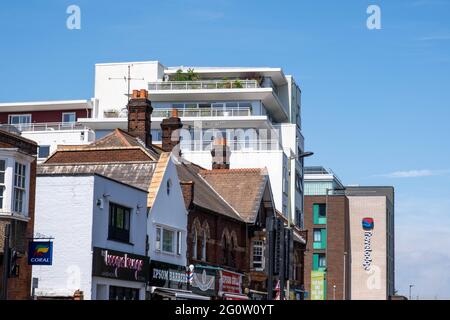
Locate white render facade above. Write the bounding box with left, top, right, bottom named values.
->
left=83, top=61, right=306, bottom=226
left=32, top=174, right=149, bottom=300
left=0, top=60, right=306, bottom=227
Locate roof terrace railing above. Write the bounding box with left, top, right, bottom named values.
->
left=1, top=122, right=91, bottom=132
left=148, top=79, right=259, bottom=91
left=152, top=107, right=252, bottom=118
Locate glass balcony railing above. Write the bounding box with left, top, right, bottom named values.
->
left=178, top=139, right=282, bottom=152
left=152, top=107, right=252, bottom=118
left=0, top=122, right=91, bottom=132
left=148, top=80, right=259, bottom=91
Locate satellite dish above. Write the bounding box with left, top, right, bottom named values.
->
left=164, top=74, right=170, bottom=82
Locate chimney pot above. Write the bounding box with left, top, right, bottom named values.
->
left=140, top=89, right=148, bottom=99
left=171, top=108, right=179, bottom=118
left=211, top=137, right=230, bottom=170
left=132, top=90, right=139, bottom=98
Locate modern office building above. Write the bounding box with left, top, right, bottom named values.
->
left=0, top=60, right=306, bottom=227
left=303, top=167, right=395, bottom=300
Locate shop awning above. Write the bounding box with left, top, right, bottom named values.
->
left=221, top=293, right=249, bottom=300
left=150, top=287, right=210, bottom=300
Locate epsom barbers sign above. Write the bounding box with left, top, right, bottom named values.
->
left=92, top=247, right=149, bottom=282
left=149, top=260, right=188, bottom=290
left=362, top=218, right=374, bottom=271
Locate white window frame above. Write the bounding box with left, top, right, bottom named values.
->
left=252, top=240, right=265, bottom=271
left=62, top=112, right=76, bottom=123
left=156, top=226, right=177, bottom=255
left=313, top=229, right=322, bottom=243
left=13, top=162, right=26, bottom=213
left=8, top=114, right=32, bottom=125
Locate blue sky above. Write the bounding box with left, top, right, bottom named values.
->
left=1, top=0, right=450, bottom=299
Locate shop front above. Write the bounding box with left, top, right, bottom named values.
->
left=91, top=247, right=149, bottom=300
left=148, top=260, right=209, bottom=300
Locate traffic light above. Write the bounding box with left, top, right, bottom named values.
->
left=8, top=249, right=19, bottom=278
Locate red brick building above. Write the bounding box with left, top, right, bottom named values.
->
left=0, top=129, right=37, bottom=300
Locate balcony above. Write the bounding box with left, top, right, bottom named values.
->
left=0, top=122, right=91, bottom=133
left=148, top=80, right=259, bottom=91
left=152, top=107, right=252, bottom=118
left=147, top=79, right=288, bottom=122
left=178, top=139, right=282, bottom=152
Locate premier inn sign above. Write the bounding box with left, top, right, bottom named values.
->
left=92, top=247, right=149, bottom=282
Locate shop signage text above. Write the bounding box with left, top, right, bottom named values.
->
left=28, top=241, right=53, bottom=266
left=362, top=218, right=374, bottom=271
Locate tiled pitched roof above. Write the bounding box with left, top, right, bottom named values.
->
left=198, top=168, right=268, bottom=223
left=44, top=129, right=160, bottom=163
left=88, top=129, right=142, bottom=148
left=38, top=162, right=156, bottom=192
left=176, top=163, right=242, bottom=222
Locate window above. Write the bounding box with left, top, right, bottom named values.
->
left=313, top=229, right=322, bottom=243
left=201, top=230, right=207, bottom=261
left=156, top=227, right=176, bottom=254
left=313, top=203, right=327, bottom=224
left=313, top=228, right=327, bottom=249
left=38, top=146, right=50, bottom=159
left=319, top=254, right=326, bottom=268
left=192, top=228, right=198, bottom=259
left=62, top=112, right=76, bottom=123
left=166, top=179, right=172, bottom=195
left=0, top=160, right=5, bottom=209
left=8, top=114, right=31, bottom=125
left=313, top=253, right=326, bottom=271
left=108, top=203, right=131, bottom=243
left=295, top=209, right=303, bottom=229
left=252, top=240, right=265, bottom=271
left=177, top=231, right=182, bottom=255
left=13, top=162, right=26, bottom=213
left=295, top=171, right=302, bottom=192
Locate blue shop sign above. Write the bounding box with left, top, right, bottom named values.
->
left=28, top=241, right=53, bottom=265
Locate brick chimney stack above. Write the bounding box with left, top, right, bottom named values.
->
left=210, top=137, right=231, bottom=170
left=127, top=89, right=153, bottom=148
left=160, top=108, right=183, bottom=152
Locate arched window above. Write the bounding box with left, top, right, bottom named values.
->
left=192, top=228, right=198, bottom=260
left=201, top=230, right=207, bottom=261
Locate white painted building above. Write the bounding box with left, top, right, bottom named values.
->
left=0, top=100, right=95, bottom=162
left=0, top=60, right=307, bottom=228
left=32, top=173, right=149, bottom=300
left=82, top=61, right=306, bottom=227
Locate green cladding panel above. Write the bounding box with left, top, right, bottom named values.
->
left=313, top=204, right=327, bottom=225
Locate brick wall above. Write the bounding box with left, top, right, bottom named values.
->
left=45, top=149, right=152, bottom=164
left=304, top=195, right=350, bottom=300
left=187, top=207, right=248, bottom=273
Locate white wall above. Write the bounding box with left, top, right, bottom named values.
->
left=22, top=130, right=95, bottom=161
left=94, top=61, right=164, bottom=117
left=92, top=175, right=148, bottom=256
left=32, top=174, right=149, bottom=300
left=148, top=157, right=187, bottom=267
left=33, top=175, right=95, bottom=299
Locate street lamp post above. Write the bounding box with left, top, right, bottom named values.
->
left=286, top=151, right=314, bottom=300
left=409, top=285, right=414, bottom=300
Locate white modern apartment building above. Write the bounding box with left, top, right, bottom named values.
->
left=0, top=60, right=306, bottom=227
